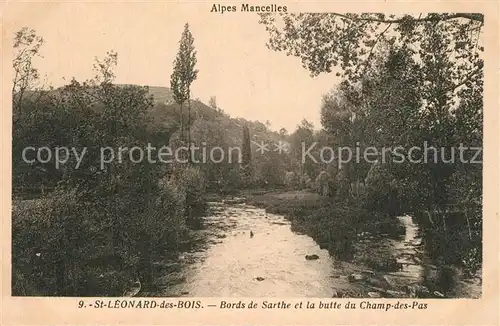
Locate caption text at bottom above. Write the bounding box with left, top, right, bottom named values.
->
left=78, top=299, right=428, bottom=311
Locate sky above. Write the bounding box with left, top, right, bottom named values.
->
left=5, top=2, right=341, bottom=132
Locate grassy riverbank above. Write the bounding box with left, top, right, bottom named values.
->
left=246, top=190, right=405, bottom=263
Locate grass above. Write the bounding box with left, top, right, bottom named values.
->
left=246, top=190, right=405, bottom=261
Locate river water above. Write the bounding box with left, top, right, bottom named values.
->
left=145, top=202, right=481, bottom=298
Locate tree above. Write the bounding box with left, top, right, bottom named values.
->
left=265, top=120, right=272, bottom=130
left=290, top=119, right=316, bottom=178
left=259, top=13, right=483, bottom=203
left=209, top=95, right=223, bottom=115
left=259, top=12, right=484, bottom=271
left=170, top=68, right=187, bottom=140
left=91, top=50, right=118, bottom=85
left=170, top=23, right=199, bottom=151
left=242, top=124, right=252, bottom=166
left=209, top=96, right=217, bottom=109
left=241, top=124, right=253, bottom=186
left=12, top=27, right=45, bottom=115
left=258, top=13, right=483, bottom=85
left=279, top=127, right=288, bottom=137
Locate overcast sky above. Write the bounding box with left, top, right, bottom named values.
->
left=5, top=2, right=341, bottom=132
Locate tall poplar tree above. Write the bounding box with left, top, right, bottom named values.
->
left=170, top=23, right=198, bottom=147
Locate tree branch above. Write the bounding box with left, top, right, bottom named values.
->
left=332, top=13, right=484, bottom=24
left=445, top=64, right=483, bottom=93
left=360, top=23, right=393, bottom=76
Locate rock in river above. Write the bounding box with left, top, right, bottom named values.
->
left=433, top=291, right=445, bottom=298
left=348, top=273, right=365, bottom=282
left=305, top=254, right=320, bottom=260
left=367, top=291, right=382, bottom=298
left=223, top=197, right=246, bottom=204
left=404, top=284, right=432, bottom=298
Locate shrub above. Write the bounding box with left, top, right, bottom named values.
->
left=12, top=189, right=107, bottom=296
left=170, top=166, right=207, bottom=217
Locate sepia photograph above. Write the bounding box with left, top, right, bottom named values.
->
left=8, top=3, right=486, bottom=303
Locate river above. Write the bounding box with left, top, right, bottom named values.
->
left=143, top=202, right=481, bottom=298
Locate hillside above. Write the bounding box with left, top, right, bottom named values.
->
left=15, top=84, right=284, bottom=148
left=141, top=85, right=282, bottom=146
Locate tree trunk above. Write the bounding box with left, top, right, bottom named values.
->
left=426, top=210, right=435, bottom=227
left=55, top=233, right=66, bottom=295
left=55, top=258, right=66, bottom=295
left=138, top=236, right=153, bottom=289
left=187, top=90, right=192, bottom=162
left=180, top=103, right=184, bottom=142
left=465, top=211, right=472, bottom=241
left=440, top=209, right=448, bottom=241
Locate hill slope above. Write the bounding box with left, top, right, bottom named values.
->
left=141, top=85, right=282, bottom=146
left=15, top=84, right=283, bottom=147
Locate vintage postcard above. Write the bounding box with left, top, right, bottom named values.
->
left=1, top=0, right=498, bottom=325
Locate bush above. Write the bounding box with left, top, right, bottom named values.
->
left=314, top=171, right=329, bottom=195
left=12, top=173, right=196, bottom=296
left=170, top=166, right=207, bottom=218
left=12, top=189, right=114, bottom=296
left=362, top=164, right=401, bottom=216
left=156, top=175, right=188, bottom=242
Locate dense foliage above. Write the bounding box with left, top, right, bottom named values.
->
left=11, top=29, right=208, bottom=295
left=259, top=13, right=484, bottom=272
